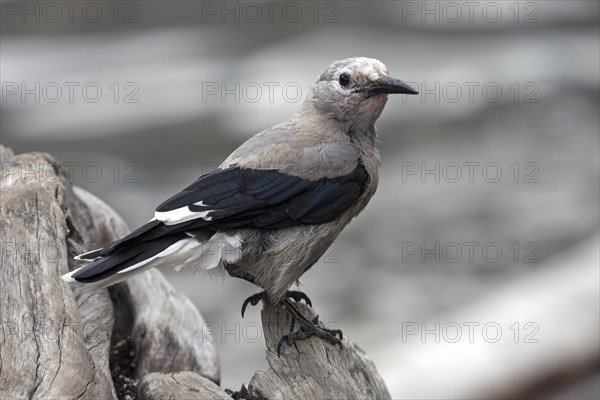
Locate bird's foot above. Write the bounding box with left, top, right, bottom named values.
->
left=241, top=290, right=312, bottom=318
left=276, top=299, right=343, bottom=357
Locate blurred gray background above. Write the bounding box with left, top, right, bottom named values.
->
left=2, top=1, right=599, bottom=398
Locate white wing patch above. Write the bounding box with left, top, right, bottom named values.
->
left=74, top=248, right=103, bottom=261
left=155, top=201, right=213, bottom=226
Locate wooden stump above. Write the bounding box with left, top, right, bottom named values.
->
left=247, top=302, right=391, bottom=400
left=1, top=151, right=117, bottom=399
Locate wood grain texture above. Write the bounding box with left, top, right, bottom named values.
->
left=0, top=145, right=219, bottom=399
left=137, top=372, right=231, bottom=400
left=248, top=302, right=391, bottom=400
left=133, top=303, right=392, bottom=400
left=0, top=149, right=116, bottom=400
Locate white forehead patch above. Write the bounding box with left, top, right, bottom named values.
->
left=352, top=58, right=388, bottom=82
left=362, top=65, right=383, bottom=81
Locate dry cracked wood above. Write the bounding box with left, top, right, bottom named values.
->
left=0, top=145, right=218, bottom=399
left=247, top=302, right=391, bottom=400
left=135, top=302, right=392, bottom=400
left=137, top=372, right=232, bottom=400
left=1, top=150, right=116, bottom=399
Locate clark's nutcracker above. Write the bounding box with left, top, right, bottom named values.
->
left=62, top=57, right=418, bottom=352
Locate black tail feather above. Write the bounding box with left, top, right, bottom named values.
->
left=72, top=233, right=188, bottom=283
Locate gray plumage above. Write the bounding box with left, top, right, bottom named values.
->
left=62, top=57, right=418, bottom=304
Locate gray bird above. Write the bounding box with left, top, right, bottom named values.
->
left=62, top=57, right=418, bottom=352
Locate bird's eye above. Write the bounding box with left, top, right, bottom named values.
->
left=338, top=73, right=351, bottom=88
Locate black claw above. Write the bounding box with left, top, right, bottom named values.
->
left=241, top=292, right=266, bottom=318
left=275, top=300, right=344, bottom=357
left=287, top=290, right=312, bottom=307
left=241, top=301, right=249, bottom=318
left=241, top=290, right=313, bottom=318
left=276, top=335, right=289, bottom=357
left=323, top=335, right=337, bottom=347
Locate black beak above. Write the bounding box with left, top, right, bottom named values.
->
left=362, top=75, right=419, bottom=96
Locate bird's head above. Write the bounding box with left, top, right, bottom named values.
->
left=307, top=57, right=418, bottom=131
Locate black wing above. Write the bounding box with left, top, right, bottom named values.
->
left=156, top=163, right=369, bottom=230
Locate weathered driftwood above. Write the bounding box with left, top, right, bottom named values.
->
left=0, top=146, right=219, bottom=399
left=1, top=145, right=391, bottom=399
left=1, top=151, right=116, bottom=399
left=138, top=372, right=232, bottom=400
left=135, top=302, right=392, bottom=400
left=247, top=302, right=391, bottom=400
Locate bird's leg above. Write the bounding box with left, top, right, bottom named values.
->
left=240, top=291, right=342, bottom=355
left=276, top=299, right=343, bottom=357
left=241, top=290, right=312, bottom=318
